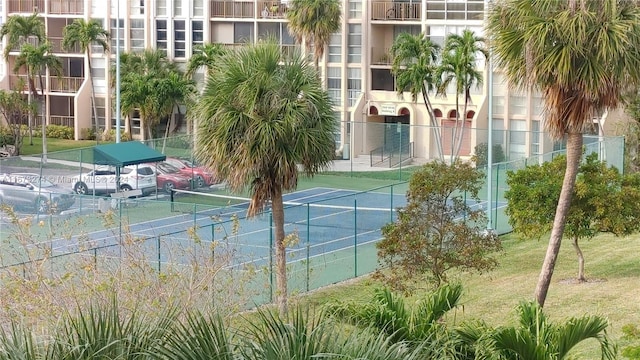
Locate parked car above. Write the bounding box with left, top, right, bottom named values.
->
left=145, top=162, right=192, bottom=193
left=0, top=173, right=75, bottom=213
left=164, top=157, right=216, bottom=188
left=72, top=165, right=157, bottom=196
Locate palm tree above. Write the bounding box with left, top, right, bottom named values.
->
left=191, top=41, right=336, bottom=314
left=0, top=12, right=45, bottom=145
left=117, top=49, right=183, bottom=140
left=456, top=301, right=616, bottom=360
left=390, top=32, right=444, bottom=161
left=488, top=0, right=640, bottom=307
left=327, top=283, right=463, bottom=349
left=0, top=12, right=44, bottom=60
left=286, top=0, right=341, bottom=69
left=63, top=18, right=110, bottom=139
left=156, top=71, right=195, bottom=152
left=185, top=43, right=227, bottom=79
left=13, top=42, right=62, bottom=161
left=437, top=30, right=487, bottom=161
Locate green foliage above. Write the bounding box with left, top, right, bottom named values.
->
left=80, top=127, right=96, bottom=140
left=375, top=160, right=502, bottom=292
left=327, top=283, right=463, bottom=347
left=505, top=153, right=640, bottom=279
left=623, top=324, right=640, bottom=359
left=100, top=128, right=131, bottom=142
left=456, top=301, right=616, bottom=360
left=472, top=142, right=505, bottom=167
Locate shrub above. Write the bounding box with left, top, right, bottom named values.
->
left=101, top=129, right=131, bottom=142
left=80, top=128, right=96, bottom=140
left=472, top=143, right=505, bottom=167
left=46, top=125, right=74, bottom=139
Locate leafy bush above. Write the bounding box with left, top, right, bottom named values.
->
left=80, top=127, right=96, bottom=140
left=101, top=129, right=131, bottom=142
left=18, top=125, right=74, bottom=139
left=0, top=127, right=15, bottom=146
left=472, top=143, right=505, bottom=167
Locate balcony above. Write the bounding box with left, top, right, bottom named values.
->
left=371, top=47, right=392, bottom=66
left=372, top=1, right=421, bottom=21
left=48, top=0, right=84, bottom=15
left=49, top=115, right=74, bottom=127
left=7, top=0, right=44, bottom=13
left=257, top=1, right=289, bottom=19
left=210, top=0, right=254, bottom=18
left=49, top=37, right=81, bottom=54
left=50, top=77, right=84, bottom=93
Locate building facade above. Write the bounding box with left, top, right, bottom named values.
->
left=0, top=0, right=627, bottom=162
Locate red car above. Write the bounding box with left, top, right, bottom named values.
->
left=146, top=162, right=193, bottom=193
left=164, top=157, right=216, bottom=188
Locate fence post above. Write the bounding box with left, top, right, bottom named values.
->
left=306, top=203, right=310, bottom=293
left=269, top=212, right=274, bottom=303
left=494, top=163, right=500, bottom=230
left=354, top=198, right=358, bottom=278
left=157, top=236, right=161, bottom=274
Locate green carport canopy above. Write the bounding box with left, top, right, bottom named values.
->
left=82, top=141, right=166, bottom=167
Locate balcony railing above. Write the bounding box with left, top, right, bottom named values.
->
left=210, top=0, right=254, bottom=18
left=371, top=47, right=392, bottom=65
left=49, top=37, right=81, bottom=54
left=257, top=1, right=289, bottom=18
left=49, top=77, right=84, bottom=93
left=372, top=1, right=421, bottom=21
left=50, top=115, right=74, bottom=127
left=7, top=0, right=44, bottom=13
left=48, top=0, right=84, bottom=15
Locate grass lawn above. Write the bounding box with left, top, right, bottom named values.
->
left=19, top=138, right=99, bottom=155
left=295, top=232, right=640, bottom=358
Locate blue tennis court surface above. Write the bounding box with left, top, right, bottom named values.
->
left=40, top=187, right=506, bottom=270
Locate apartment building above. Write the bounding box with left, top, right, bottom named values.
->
left=0, top=0, right=626, bottom=162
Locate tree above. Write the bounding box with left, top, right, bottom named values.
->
left=13, top=42, right=62, bottom=161
left=390, top=33, right=444, bottom=161
left=185, top=43, right=227, bottom=79
left=156, top=71, right=195, bottom=152
left=191, top=41, right=336, bottom=314
left=375, top=160, right=502, bottom=292
left=456, top=301, right=616, bottom=360
left=63, top=19, right=110, bottom=139
left=487, top=0, right=640, bottom=307
left=437, top=30, right=487, bottom=160
left=505, top=153, right=640, bottom=282
left=0, top=12, right=45, bottom=146
left=0, top=83, right=36, bottom=156
left=286, top=0, right=341, bottom=69
left=117, top=49, right=186, bottom=140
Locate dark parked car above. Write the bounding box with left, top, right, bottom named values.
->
left=0, top=173, right=75, bottom=213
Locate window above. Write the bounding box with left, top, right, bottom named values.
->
left=258, top=22, right=279, bottom=40
left=156, top=0, right=166, bottom=16
left=348, top=0, right=362, bottom=18
left=348, top=24, right=361, bottom=63
left=110, top=18, right=124, bottom=54
left=333, top=112, right=342, bottom=149
left=174, top=20, right=186, bottom=58
left=347, top=68, right=361, bottom=107
left=192, top=21, right=204, bottom=48
left=426, top=0, right=484, bottom=20
left=328, top=33, right=341, bottom=63
left=327, top=67, right=341, bottom=104
left=532, top=92, right=544, bottom=118
left=234, top=23, right=254, bottom=44
left=174, top=0, right=182, bottom=16
left=371, top=69, right=394, bottom=91
left=394, top=25, right=421, bottom=38
left=492, top=119, right=505, bottom=147
left=509, top=119, right=527, bottom=159
left=156, top=20, right=167, bottom=55
left=130, top=19, right=144, bottom=53
left=508, top=94, right=527, bottom=116
left=90, top=19, right=107, bottom=54
left=193, top=0, right=204, bottom=17
left=131, top=0, right=144, bottom=15
left=530, top=120, right=541, bottom=155
left=92, top=97, right=106, bottom=128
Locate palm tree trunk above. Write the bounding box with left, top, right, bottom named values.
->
left=271, top=188, right=288, bottom=315
left=87, top=54, right=100, bottom=142
left=27, top=78, right=33, bottom=145
left=534, top=131, right=583, bottom=307
left=453, top=90, right=470, bottom=159
left=450, top=95, right=461, bottom=162
left=422, top=85, right=444, bottom=161
left=572, top=236, right=585, bottom=282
